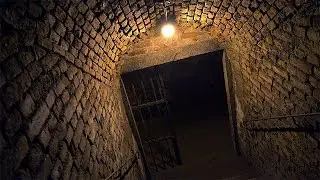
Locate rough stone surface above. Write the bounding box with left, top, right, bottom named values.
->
left=0, top=1, right=140, bottom=179
left=0, top=0, right=319, bottom=179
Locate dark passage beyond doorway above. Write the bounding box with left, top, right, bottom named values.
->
left=122, top=50, right=258, bottom=179
left=162, top=50, right=228, bottom=117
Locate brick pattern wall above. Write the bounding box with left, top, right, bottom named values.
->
left=122, top=0, right=319, bottom=178
left=177, top=0, right=320, bottom=178
left=0, top=0, right=319, bottom=179
left=0, top=0, right=142, bottom=179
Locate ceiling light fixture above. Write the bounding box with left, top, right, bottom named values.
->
left=161, top=0, right=175, bottom=38
left=161, top=23, right=175, bottom=38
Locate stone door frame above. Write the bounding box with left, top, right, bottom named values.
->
left=221, top=49, right=241, bottom=155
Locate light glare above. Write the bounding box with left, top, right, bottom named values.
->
left=161, top=24, right=175, bottom=38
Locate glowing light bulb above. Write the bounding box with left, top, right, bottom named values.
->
left=161, top=24, right=175, bottom=38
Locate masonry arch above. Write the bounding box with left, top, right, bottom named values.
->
left=0, top=0, right=319, bottom=179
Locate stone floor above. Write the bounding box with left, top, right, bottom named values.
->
left=153, top=110, right=260, bottom=180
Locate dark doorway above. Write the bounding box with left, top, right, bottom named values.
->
left=158, top=50, right=228, bottom=118
left=122, top=50, right=250, bottom=179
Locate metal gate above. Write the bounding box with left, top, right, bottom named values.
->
left=121, top=68, right=182, bottom=177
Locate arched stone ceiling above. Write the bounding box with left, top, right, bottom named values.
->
left=0, top=0, right=320, bottom=179
left=1, top=0, right=318, bottom=82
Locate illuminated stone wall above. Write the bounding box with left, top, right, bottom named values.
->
left=0, top=0, right=319, bottom=179
left=0, top=0, right=141, bottom=179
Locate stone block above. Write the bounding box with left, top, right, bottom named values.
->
left=73, top=74, right=80, bottom=88
left=272, top=65, right=288, bottom=79
left=46, top=113, right=57, bottom=132
left=92, top=18, right=100, bottom=30
left=2, top=84, right=20, bottom=109
left=40, top=0, right=55, bottom=11
left=54, top=75, right=70, bottom=96
left=61, top=90, right=70, bottom=105
left=70, top=166, right=79, bottom=180
left=68, top=5, right=79, bottom=18
left=46, top=90, right=56, bottom=109
left=65, top=32, right=75, bottom=45
left=15, top=70, right=32, bottom=94
left=14, top=136, right=29, bottom=168
left=85, top=10, right=95, bottom=22
left=62, top=156, right=73, bottom=180
left=53, top=44, right=66, bottom=57
left=79, top=135, right=87, bottom=152
left=30, top=74, right=54, bottom=102
left=36, top=155, right=53, bottom=179
left=293, top=25, right=306, bottom=38
left=66, top=65, right=78, bottom=80
left=49, top=136, right=59, bottom=159
left=54, top=122, right=67, bottom=142
left=0, top=31, right=18, bottom=63
left=313, top=89, right=320, bottom=102
left=65, top=16, right=75, bottom=31
left=50, top=31, right=60, bottom=45
left=74, top=150, right=83, bottom=169
left=18, top=50, right=35, bottom=67
left=64, top=96, right=78, bottom=123
left=73, top=119, right=84, bottom=147
left=59, top=141, right=69, bottom=163
left=290, top=76, right=312, bottom=95
left=76, top=13, right=85, bottom=26
left=55, top=6, right=67, bottom=22
left=82, top=146, right=90, bottom=169
left=39, top=125, right=51, bottom=149
left=70, top=114, right=78, bottom=129
left=27, top=145, right=44, bottom=172
left=67, top=83, right=77, bottom=96
left=51, top=159, right=62, bottom=180
left=306, top=53, right=319, bottom=66
left=65, top=52, right=75, bottom=64
left=57, top=60, right=66, bottom=75
left=55, top=22, right=67, bottom=37
left=259, top=71, right=273, bottom=84
left=20, top=94, right=35, bottom=118
left=309, top=76, right=320, bottom=89
left=73, top=38, right=83, bottom=50
left=60, top=38, right=70, bottom=51
left=314, top=66, right=320, bottom=80
left=307, top=28, right=320, bottom=42
left=65, top=125, right=74, bottom=145
left=261, top=14, right=270, bottom=25
left=75, top=83, right=85, bottom=101
left=44, top=13, right=56, bottom=29
left=289, top=58, right=312, bottom=74
left=28, top=102, right=50, bottom=140
left=41, top=53, right=59, bottom=72
left=3, top=57, right=22, bottom=80
left=38, top=37, right=53, bottom=50
left=77, top=1, right=88, bottom=14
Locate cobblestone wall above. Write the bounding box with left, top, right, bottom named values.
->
left=0, top=0, right=320, bottom=179
left=198, top=1, right=320, bottom=178
left=0, top=0, right=140, bottom=179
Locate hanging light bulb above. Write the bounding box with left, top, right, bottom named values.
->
left=161, top=23, right=175, bottom=38
left=161, top=0, right=175, bottom=38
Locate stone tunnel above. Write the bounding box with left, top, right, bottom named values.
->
left=0, top=0, right=319, bottom=179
